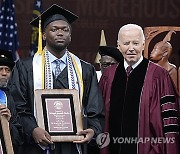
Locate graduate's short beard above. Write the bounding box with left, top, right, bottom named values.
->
left=54, top=41, right=70, bottom=51
left=54, top=45, right=66, bottom=51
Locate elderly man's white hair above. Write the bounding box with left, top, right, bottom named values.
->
left=117, top=24, right=145, bottom=43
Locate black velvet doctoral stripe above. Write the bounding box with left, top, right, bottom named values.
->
left=160, top=95, right=175, bottom=105
left=161, top=110, right=178, bottom=119
left=109, top=58, right=149, bottom=154
left=109, top=62, right=127, bottom=154
left=121, top=59, right=148, bottom=154
left=163, top=125, right=179, bottom=134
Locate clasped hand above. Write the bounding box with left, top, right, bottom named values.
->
left=73, top=128, right=94, bottom=143
left=32, top=127, right=53, bottom=147
left=0, top=104, right=11, bottom=121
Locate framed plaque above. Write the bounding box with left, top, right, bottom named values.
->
left=34, top=89, right=84, bottom=142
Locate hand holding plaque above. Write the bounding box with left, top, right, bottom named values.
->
left=34, top=89, right=84, bottom=142
left=73, top=128, right=94, bottom=143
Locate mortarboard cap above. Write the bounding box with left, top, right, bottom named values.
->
left=0, top=49, right=15, bottom=70
left=30, top=4, right=78, bottom=29
left=99, top=46, right=123, bottom=62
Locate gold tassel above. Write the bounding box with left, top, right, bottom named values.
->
left=36, top=18, right=45, bottom=88
left=37, top=18, right=43, bottom=55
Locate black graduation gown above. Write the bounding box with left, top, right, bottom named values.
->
left=8, top=57, right=104, bottom=154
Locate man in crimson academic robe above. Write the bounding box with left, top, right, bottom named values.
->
left=99, top=24, right=180, bottom=154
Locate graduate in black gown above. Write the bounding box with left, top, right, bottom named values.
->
left=8, top=4, right=104, bottom=154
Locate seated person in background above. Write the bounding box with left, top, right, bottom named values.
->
left=99, top=46, right=123, bottom=74
left=96, top=46, right=123, bottom=81
left=150, top=41, right=177, bottom=88
left=0, top=49, right=23, bottom=153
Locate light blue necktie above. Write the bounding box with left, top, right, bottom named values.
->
left=54, top=59, right=61, bottom=78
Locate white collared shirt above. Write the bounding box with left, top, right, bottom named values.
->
left=124, top=56, right=143, bottom=70
left=48, top=50, right=67, bottom=75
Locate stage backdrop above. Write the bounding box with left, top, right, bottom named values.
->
left=0, top=0, right=180, bottom=67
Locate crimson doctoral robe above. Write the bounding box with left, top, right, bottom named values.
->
left=99, top=58, right=179, bottom=154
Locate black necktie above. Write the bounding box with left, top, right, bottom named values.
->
left=126, top=66, right=133, bottom=76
